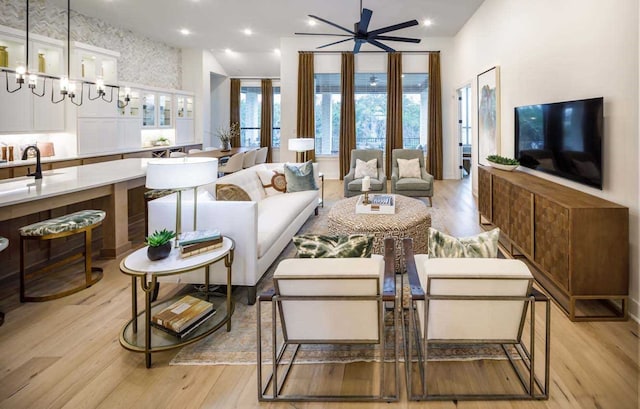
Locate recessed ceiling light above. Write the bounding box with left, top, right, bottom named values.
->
left=423, top=19, right=433, bottom=27
left=274, top=48, right=281, bottom=55
left=308, top=19, right=317, bottom=26
left=180, top=28, right=191, bottom=35
left=243, top=28, right=252, bottom=36
left=224, top=48, right=232, bottom=54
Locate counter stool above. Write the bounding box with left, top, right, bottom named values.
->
left=19, top=210, right=105, bottom=302
left=0, top=236, right=7, bottom=326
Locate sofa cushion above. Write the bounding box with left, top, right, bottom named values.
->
left=348, top=177, right=384, bottom=192
left=355, top=158, right=378, bottom=179
left=256, top=169, right=286, bottom=196
left=215, top=167, right=266, bottom=201
left=215, top=184, right=251, bottom=201
left=398, top=157, right=421, bottom=178
left=395, top=177, right=431, bottom=191
left=428, top=227, right=500, bottom=258
left=284, top=161, right=317, bottom=192
left=256, top=190, right=318, bottom=258
left=293, top=234, right=374, bottom=258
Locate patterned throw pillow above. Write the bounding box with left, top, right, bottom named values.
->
left=354, top=158, right=378, bottom=179
left=215, top=184, right=251, bottom=201
left=293, top=234, right=374, bottom=258
left=256, top=169, right=286, bottom=196
left=428, top=227, right=500, bottom=258
left=397, top=157, right=421, bottom=178
left=284, top=161, right=318, bottom=192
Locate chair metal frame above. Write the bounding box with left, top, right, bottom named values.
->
left=402, top=238, right=550, bottom=401
left=257, top=238, right=399, bottom=402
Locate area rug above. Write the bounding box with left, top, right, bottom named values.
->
left=170, top=197, right=511, bottom=366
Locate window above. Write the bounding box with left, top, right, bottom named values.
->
left=314, top=74, right=341, bottom=156
left=402, top=73, right=429, bottom=149
left=355, top=73, right=387, bottom=150
left=239, top=82, right=281, bottom=148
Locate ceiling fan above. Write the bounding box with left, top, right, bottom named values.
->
left=294, top=0, right=421, bottom=53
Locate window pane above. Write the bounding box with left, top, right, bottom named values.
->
left=355, top=73, right=387, bottom=150
left=240, top=86, right=261, bottom=148
left=402, top=73, right=428, bottom=150
left=273, top=86, right=281, bottom=148
left=314, top=74, right=341, bottom=155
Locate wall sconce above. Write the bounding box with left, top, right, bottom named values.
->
left=117, top=86, right=131, bottom=108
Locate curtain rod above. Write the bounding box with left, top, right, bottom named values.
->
left=303, top=50, right=439, bottom=54
left=231, top=77, right=280, bottom=80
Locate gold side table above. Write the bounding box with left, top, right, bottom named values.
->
left=119, top=237, right=235, bottom=368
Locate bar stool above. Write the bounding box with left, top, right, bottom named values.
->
left=19, top=210, right=105, bottom=302
left=0, top=236, right=7, bottom=326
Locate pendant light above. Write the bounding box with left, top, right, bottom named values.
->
left=52, top=0, right=82, bottom=105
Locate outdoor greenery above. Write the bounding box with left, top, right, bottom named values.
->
left=487, top=154, right=520, bottom=165
left=145, top=229, right=176, bottom=247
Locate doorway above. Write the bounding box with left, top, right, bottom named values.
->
left=457, top=84, right=472, bottom=179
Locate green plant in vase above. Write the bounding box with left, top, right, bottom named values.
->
left=486, top=154, right=519, bottom=165
left=146, top=229, right=176, bottom=261
left=216, top=122, right=239, bottom=151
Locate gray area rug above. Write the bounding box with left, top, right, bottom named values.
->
left=170, top=197, right=510, bottom=366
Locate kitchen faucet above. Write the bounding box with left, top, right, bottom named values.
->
left=21, top=145, right=43, bottom=179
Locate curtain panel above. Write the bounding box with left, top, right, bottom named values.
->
left=296, top=52, right=315, bottom=162
left=339, top=52, right=356, bottom=179
left=385, top=52, right=403, bottom=179
left=260, top=79, right=273, bottom=162
left=427, top=52, right=443, bottom=179
left=229, top=78, right=241, bottom=148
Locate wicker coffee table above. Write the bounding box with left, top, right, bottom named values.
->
left=328, top=195, right=430, bottom=272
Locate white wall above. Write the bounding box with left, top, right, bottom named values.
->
left=279, top=36, right=457, bottom=179
left=452, top=0, right=640, bottom=319
left=182, top=49, right=227, bottom=147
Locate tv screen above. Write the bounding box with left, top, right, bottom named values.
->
left=514, top=97, right=603, bottom=189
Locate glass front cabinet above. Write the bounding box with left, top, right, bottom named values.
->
left=176, top=95, right=194, bottom=119
left=158, top=94, right=172, bottom=127
left=142, top=92, right=156, bottom=127
left=141, top=92, right=172, bottom=128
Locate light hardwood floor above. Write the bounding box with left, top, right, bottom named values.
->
left=0, top=177, right=637, bottom=409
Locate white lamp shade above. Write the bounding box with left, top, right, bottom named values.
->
left=145, top=157, right=218, bottom=189
left=288, top=138, right=315, bottom=152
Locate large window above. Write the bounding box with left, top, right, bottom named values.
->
left=239, top=83, right=281, bottom=148
left=314, top=72, right=429, bottom=156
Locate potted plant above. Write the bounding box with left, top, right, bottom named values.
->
left=486, top=154, right=520, bottom=171
left=216, top=122, right=239, bottom=151
left=146, top=229, right=176, bottom=261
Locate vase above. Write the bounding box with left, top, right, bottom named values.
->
left=147, top=242, right=172, bottom=261
left=0, top=46, right=8, bottom=68
left=221, top=140, right=231, bottom=151
left=38, top=53, right=46, bottom=73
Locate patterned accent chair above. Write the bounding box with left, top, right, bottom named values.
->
left=390, top=149, right=434, bottom=206
left=343, top=149, right=387, bottom=197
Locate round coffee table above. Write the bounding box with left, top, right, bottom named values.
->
left=328, top=195, right=430, bottom=272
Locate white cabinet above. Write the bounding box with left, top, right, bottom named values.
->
left=175, top=94, right=194, bottom=143
left=176, top=95, right=194, bottom=119
left=118, top=118, right=142, bottom=150
left=76, top=87, right=118, bottom=118
left=175, top=120, right=194, bottom=144
left=118, top=88, right=141, bottom=118
left=0, top=73, right=31, bottom=132
left=33, top=79, right=64, bottom=131
left=142, top=92, right=172, bottom=128
left=71, top=42, right=118, bottom=84
left=77, top=118, right=118, bottom=154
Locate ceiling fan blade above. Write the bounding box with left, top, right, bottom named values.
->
left=368, top=39, right=396, bottom=53
left=372, top=35, right=421, bottom=43
left=367, top=19, right=419, bottom=37
left=353, top=40, right=363, bottom=53
left=357, top=8, right=373, bottom=34
left=309, top=14, right=355, bottom=35
left=317, top=38, right=355, bottom=49
left=295, top=32, right=353, bottom=37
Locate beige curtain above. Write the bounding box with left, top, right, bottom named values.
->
left=385, top=52, right=403, bottom=178
left=229, top=78, right=241, bottom=148
left=339, top=52, right=356, bottom=179
left=427, top=52, right=443, bottom=179
left=260, top=79, right=273, bottom=162
left=296, top=52, right=315, bottom=162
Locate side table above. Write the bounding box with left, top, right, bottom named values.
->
left=119, top=237, right=235, bottom=368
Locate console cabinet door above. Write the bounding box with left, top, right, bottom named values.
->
left=478, top=167, right=492, bottom=222
left=509, top=184, right=534, bottom=258
left=491, top=175, right=511, bottom=236
left=535, top=195, right=569, bottom=290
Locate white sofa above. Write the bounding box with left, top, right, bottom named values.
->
left=148, top=163, right=320, bottom=304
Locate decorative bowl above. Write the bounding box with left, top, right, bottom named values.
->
left=488, top=161, right=518, bottom=172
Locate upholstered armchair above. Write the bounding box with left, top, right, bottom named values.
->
left=343, top=149, right=387, bottom=197
left=218, top=151, right=244, bottom=175
left=257, top=238, right=399, bottom=402
left=402, top=238, right=550, bottom=401
left=391, top=149, right=434, bottom=206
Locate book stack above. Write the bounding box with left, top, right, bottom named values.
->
left=178, top=230, right=223, bottom=258
left=151, top=295, right=216, bottom=338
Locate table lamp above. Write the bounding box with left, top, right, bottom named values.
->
left=288, top=138, right=315, bottom=162
left=145, top=157, right=218, bottom=246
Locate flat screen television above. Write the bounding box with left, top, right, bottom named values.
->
left=514, top=97, right=603, bottom=189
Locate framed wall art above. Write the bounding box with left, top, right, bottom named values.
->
left=477, top=66, right=500, bottom=166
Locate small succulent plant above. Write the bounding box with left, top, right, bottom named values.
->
left=487, top=154, right=519, bottom=165
left=145, top=229, right=176, bottom=247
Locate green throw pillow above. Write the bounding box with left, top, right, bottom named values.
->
left=428, top=227, right=500, bottom=258
left=293, top=234, right=374, bottom=258
left=284, top=161, right=318, bottom=192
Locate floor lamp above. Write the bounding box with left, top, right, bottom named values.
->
left=145, top=157, right=218, bottom=246
left=288, top=138, right=315, bottom=162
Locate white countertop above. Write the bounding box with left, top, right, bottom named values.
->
left=0, top=158, right=150, bottom=207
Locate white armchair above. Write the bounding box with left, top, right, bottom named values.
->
left=402, top=238, right=550, bottom=401
left=257, top=238, right=399, bottom=402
